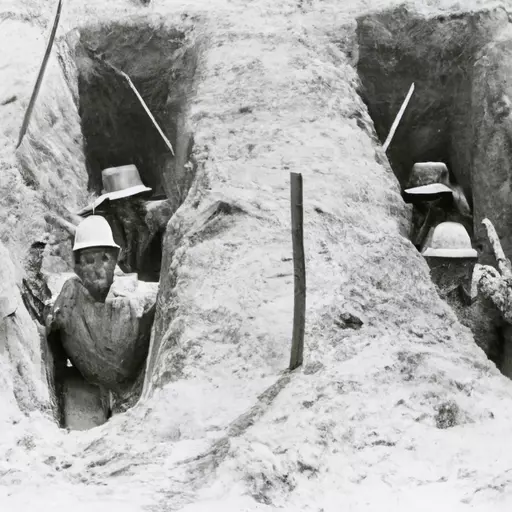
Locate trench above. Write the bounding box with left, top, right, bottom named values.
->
left=76, top=23, right=197, bottom=209
left=38, top=20, right=200, bottom=430
left=356, top=6, right=508, bottom=207
left=355, top=6, right=512, bottom=374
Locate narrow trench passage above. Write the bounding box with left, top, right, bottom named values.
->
left=355, top=6, right=512, bottom=374
left=74, top=22, right=197, bottom=282
left=76, top=23, right=197, bottom=206
left=37, top=21, right=200, bottom=430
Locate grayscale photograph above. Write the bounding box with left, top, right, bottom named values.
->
left=1, top=0, right=511, bottom=510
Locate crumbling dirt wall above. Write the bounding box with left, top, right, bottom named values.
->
left=0, top=242, right=53, bottom=419
left=0, top=19, right=88, bottom=271
left=0, top=18, right=88, bottom=422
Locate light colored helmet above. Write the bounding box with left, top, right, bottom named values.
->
left=76, top=164, right=152, bottom=216
left=405, top=162, right=452, bottom=196
left=101, top=164, right=152, bottom=201
left=422, top=221, right=477, bottom=258
left=73, top=215, right=120, bottom=252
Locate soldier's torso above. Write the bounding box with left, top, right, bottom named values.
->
left=53, top=277, right=154, bottom=391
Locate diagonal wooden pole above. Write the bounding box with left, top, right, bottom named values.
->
left=289, top=172, right=306, bottom=370
left=98, top=57, right=175, bottom=157
left=382, top=82, right=415, bottom=153
left=16, top=0, right=63, bottom=149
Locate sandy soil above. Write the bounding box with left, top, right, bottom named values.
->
left=3, top=0, right=512, bottom=511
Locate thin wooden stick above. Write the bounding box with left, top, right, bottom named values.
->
left=101, top=59, right=175, bottom=156
left=16, top=0, right=63, bottom=149
left=382, top=82, right=415, bottom=152
left=289, top=172, right=306, bottom=371
left=482, top=218, right=512, bottom=279
left=44, top=212, right=77, bottom=236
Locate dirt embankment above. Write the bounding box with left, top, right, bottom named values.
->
left=3, top=1, right=512, bottom=511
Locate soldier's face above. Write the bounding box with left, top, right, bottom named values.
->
left=74, top=247, right=119, bottom=302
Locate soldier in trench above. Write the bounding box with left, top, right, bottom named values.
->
left=46, top=215, right=157, bottom=428
left=407, top=163, right=503, bottom=361
left=421, top=221, right=477, bottom=300
left=78, top=164, right=171, bottom=281
left=403, top=162, right=473, bottom=251
left=420, top=219, right=504, bottom=365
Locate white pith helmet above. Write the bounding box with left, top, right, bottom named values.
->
left=73, top=215, right=120, bottom=252
left=422, top=221, right=477, bottom=258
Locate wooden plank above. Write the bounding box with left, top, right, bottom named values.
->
left=382, top=82, right=415, bottom=153
left=289, top=172, right=306, bottom=370
left=482, top=218, right=512, bottom=279
left=16, top=0, right=63, bottom=149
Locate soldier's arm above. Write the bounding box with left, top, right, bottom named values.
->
left=45, top=277, right=79, bottom=334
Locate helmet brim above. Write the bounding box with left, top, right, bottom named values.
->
left=404, top=183, right=453, bottom=195
left=73, top=241, right=120, bottom=251
left=107, top=185, right=153, bottom=201
left=422, top=247, right=477, bottom=258
left=75, top=185, right=153, bottom=217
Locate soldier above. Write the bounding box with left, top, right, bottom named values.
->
left=72, top=215, right=120, bottom=302
left=422, top=221, right=502, bottom=364
left=421, top=221, right=477, bottom=294
left=46, top=216, right=157, bottom=429
left=78, top=164, right=170, bottom=281
left=403, top=162, right=472, bottom=251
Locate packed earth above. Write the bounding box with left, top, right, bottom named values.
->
left=4, top=0, right=512, bottom=510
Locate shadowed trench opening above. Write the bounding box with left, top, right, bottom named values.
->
left=355, top=5, right=512, bottom=376
left=73, top=22, right=198, bottom=282
left=41, top=21, right=200, bottom=431
left=355, top=6, right=509, bottom=216
left=76, top=22, right=197, bottom=206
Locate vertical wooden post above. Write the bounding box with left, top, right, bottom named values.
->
left=16, top=0, right=64, bottom=149
left=289, top=172, right=306, bottom=370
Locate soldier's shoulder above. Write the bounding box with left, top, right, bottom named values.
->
left=58, top=275, right=83, bottom=297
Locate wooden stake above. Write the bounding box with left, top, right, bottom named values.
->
left=382, top=82, right=415, bottom=153
left=289, top=172, right=306, bottom=371
left=16, top=0, right=63, bottom=149
left=482, top=218, right=512, bottom=279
